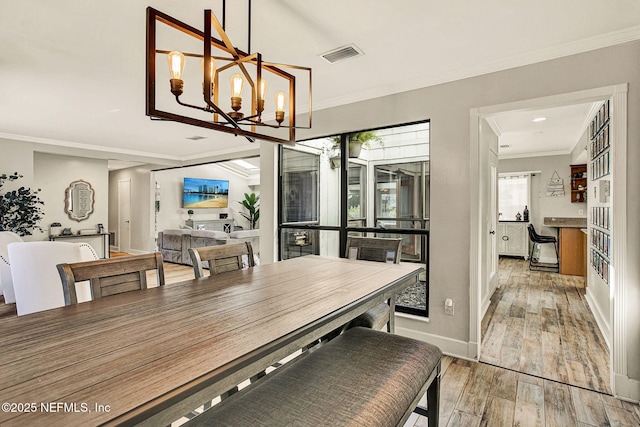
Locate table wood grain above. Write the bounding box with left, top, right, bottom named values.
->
left=0, top=256, right=423, bottom=426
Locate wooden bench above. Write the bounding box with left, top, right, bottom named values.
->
left=185, top=327, right=441, bottom=427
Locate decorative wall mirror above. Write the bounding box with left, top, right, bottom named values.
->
left=65, top=180, right=95, bottom=221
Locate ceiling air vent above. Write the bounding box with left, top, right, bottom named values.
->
left=186, top=136, right=207, bottom=141
left=321, top=44, right=364, bottom=64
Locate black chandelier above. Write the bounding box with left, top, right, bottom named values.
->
left=146, top=2, right=312, bottom=144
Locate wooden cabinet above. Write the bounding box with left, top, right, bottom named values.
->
left=570, top=164, right=587, bottom=203
left=498, top=222, right=529, bottom=258
left=185, top=219, right=234, bottom=233
left=559, top=228, right=587, bottom=277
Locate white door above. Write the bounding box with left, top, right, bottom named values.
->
left=478, top=118, right=499, bottom=317
left=487, top=153, right=499, bottom=293
left=118, top=179, right=131, bottom=253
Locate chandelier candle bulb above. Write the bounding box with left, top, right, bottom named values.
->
left=275, top=91, right=286, bottom=124
left=200, top=57, right=216, bottom=95
left=257, top=79, right=268, bottom=115
left=167, top=51, right=185, bottom=96
left=229, top=74, right=245, bottom=119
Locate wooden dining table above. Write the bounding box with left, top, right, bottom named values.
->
left=0, top=255, right=424, bottom=426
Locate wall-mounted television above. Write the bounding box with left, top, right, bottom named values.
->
left=183, top=178, right=229, bottom=209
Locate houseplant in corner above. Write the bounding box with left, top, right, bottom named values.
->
left=238, top=192, right=260, bottom=230
left=331, top=130, right=383, bottom=158
left=0, top=172, right=45, bottom=236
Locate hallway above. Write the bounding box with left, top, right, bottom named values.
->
left=481, top=257, right=610, bottom=394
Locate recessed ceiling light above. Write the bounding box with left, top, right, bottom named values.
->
left=231, top=159, right=259, bottom=170
left=532, top=117, right=547, bottom=122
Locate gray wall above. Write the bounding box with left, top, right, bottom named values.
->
left=278, top=40, right=640, bottom=382
left=0, top=140, right=109, bottom=248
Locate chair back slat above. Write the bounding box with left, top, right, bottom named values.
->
left=345, top=237, right=402, bottom=264
left=57, top=252, right=165, bottom=305
left=189, top=242, right=254, bottom=278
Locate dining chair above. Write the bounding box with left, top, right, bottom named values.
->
left=345, top=236, right=403, bottom=332
left=57, top=252, right=165, bottom=305
left=188, top=241, right=255, bottom=278
left=0, top=231, right=24, bottom=304
left=8, top=241, right=99, bottom=316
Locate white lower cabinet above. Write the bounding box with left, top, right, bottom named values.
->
left=498, top=222, right=529, bottom=258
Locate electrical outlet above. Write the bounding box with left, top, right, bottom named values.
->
left=444, top=298, right=454, bottom=315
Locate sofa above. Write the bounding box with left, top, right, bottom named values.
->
left=157, top=229, right=228, bottom=266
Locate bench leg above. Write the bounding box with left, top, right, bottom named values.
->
left=427, top=372, right=440, bottom=427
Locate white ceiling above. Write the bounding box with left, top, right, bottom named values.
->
left=488, top=102, right=597, bottom=160
left=1, top=1, right=639, bottom=166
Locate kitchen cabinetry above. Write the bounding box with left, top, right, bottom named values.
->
left=559, top=228, right=587, bottom=276
left=185, top=219, right=234, bottom=233
left=498, top=222, right=529, bottom=258
left=570, top=164, right=587, bottom=203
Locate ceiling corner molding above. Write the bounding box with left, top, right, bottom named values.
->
left=0, top=132, right=180, bottom=163
left=499, top=148, right=572, bottom=160
left=484, top=116, right=503, bottom=137
left=575, top=101, right=603, bottom=142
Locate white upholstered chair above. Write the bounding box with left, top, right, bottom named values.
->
left=8, top=241, right=99, bottom=316
left=0, top=231, right=24, bottom=304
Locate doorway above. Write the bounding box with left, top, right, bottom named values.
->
left=470, top=84, right=629, bottom=397
left=118, top=179, right=131, bottom=253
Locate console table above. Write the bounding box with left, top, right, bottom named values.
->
left=49, top=232, right=110, bottom=259
left=185, top=219, right=234, bottom=233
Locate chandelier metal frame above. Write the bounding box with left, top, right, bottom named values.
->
left=145, top=5, right=312, bottom=144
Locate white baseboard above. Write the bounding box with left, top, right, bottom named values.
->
left=585, top=287, right=611, bottom=349
left=614, top=374, right=640, bottom=403
left=395, top=315, right=477, bottom=360
left=125, top=249, right=148, bottom=256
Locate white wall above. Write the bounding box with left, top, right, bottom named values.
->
left=153, top=164, right=259, bottom=236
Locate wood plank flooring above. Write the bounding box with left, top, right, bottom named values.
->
left=404, top=356, right=640, bottom=427
left=480, top=257, right=610, bottom=394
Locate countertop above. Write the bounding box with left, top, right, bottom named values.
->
left=543, top=217, right=587, bottom=228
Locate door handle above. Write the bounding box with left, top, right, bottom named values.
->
left=489, top=230, right=495, bottom=235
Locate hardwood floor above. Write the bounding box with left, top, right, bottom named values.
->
left=405, top=355, right=640, bottom=427
left=480, top=257, right=610, bottom=394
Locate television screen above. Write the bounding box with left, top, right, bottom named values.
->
left=183, top=178, right=229, bottom=209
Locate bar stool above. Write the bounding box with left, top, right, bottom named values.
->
left=527, top=224, right=559, bottom=272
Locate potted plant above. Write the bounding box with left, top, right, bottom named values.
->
left=238, top=192, right=260, bottom=230
left=331, top=131, right=383, bottom=158
left=0, top=172, right=45, bottom=236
